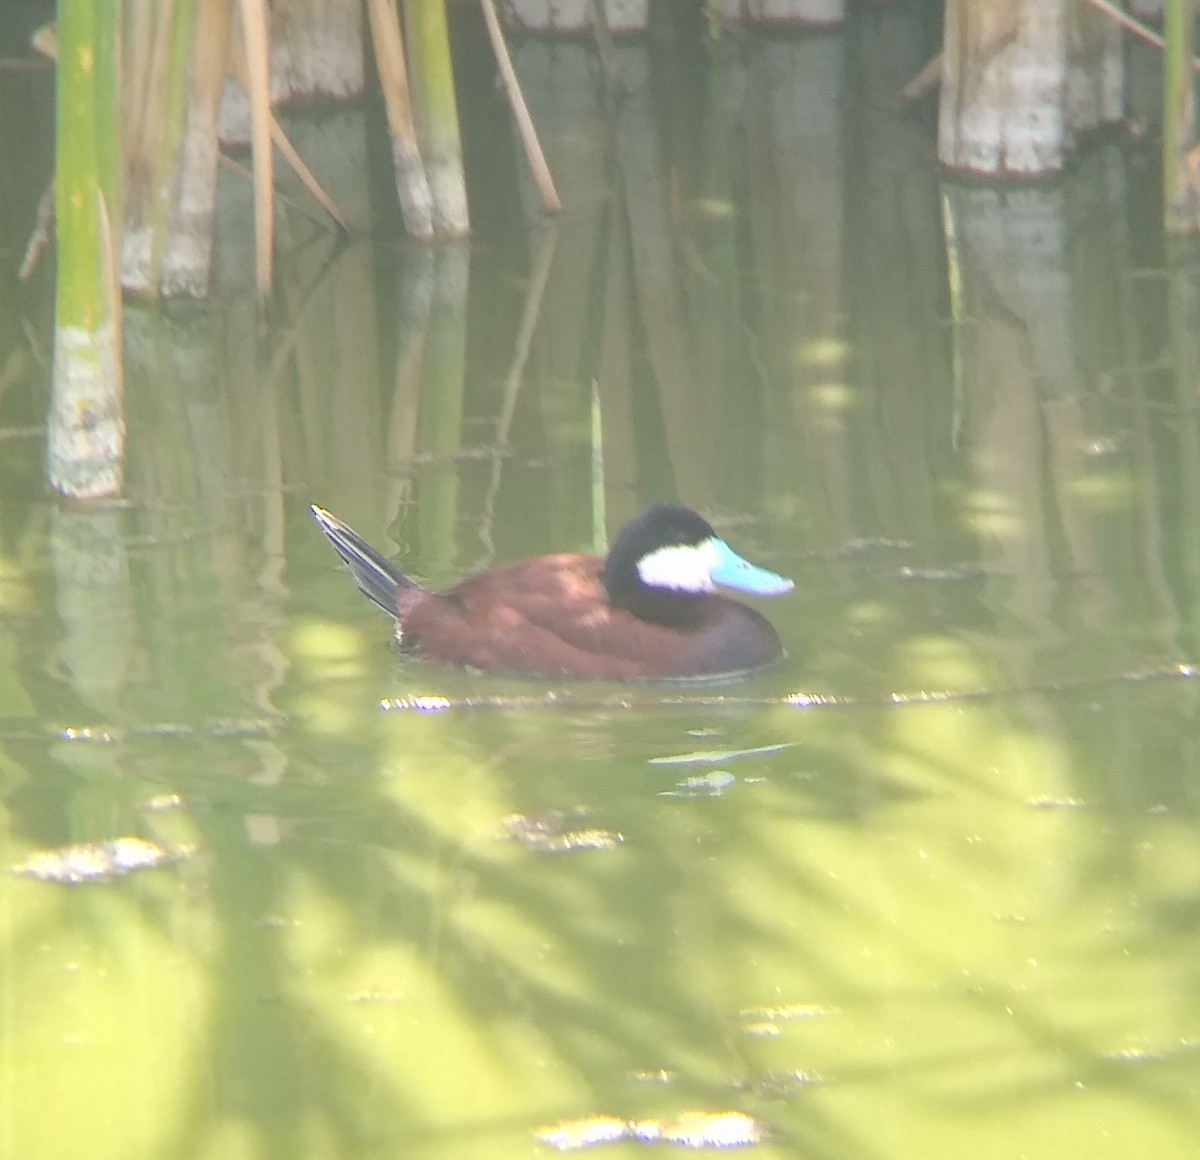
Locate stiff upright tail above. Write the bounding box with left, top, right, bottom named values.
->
left=310, top=505, right=419, bottom=617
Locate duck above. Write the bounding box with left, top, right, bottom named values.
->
left=310, top=503, right=793, bottom=680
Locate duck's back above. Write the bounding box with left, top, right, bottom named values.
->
left=397, top=554, right=782, bottom=679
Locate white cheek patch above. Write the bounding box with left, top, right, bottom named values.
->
left=636, top=539, right=718, bottom=592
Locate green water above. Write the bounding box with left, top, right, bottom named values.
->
left=4, top=16, right=1200, bottom=1160
left=5, top=591, right=1198, bottom=1159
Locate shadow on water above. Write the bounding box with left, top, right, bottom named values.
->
left=3, top=8, right=1200, bottom=1160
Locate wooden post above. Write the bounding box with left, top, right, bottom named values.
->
left=938, top=0, right=1068, bottom=177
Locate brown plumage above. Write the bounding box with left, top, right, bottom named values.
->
left=311, top=504, right=792, bottom=681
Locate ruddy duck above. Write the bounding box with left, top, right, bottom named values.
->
left=311, top=503, right=792, bottom=680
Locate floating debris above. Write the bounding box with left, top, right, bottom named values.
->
left=648, top=743, right=796, bottom=767
left=1027, top=795, right=1088, bottom=810
left=58, top=725, right=120, bottom=744
left=1100, top=1038, right=1200, bottom=1065
left=538, top=1116, right=629, bottom=1151
left=896, top=564, right=990, bottom=582
left=380, top=694, right=454, bottom=713
left=629, top=1069, right=677, bottom=1085
left=739, top=1003, right=831, bottom=1023
left=659, top=772, right=736, bottom=798
left=833, top=536, right=914, bottom=557
left=503, top=810, right=623, bottom=854
left=782, top=691, right=841, bottom=708
left=536, top=1110, right=764, bottom=1151
left=53, top=718, right=277, bottom=743
left=138, top=723, right=196, bottom=739
left=346, top=989, right=406, bottom=1005
left=12, top=837, right=194, bottom=884
left=141, top=792, right=186, bottom=813
left=734, top=1070, right=824, bottom=1100
left=739, top=1003, right=832, bottom=1037
left=656, top=1111, right=764, bottom=1148
left=1101, top=1045, right=1160, bottom=1065
left=543, top=830, right=623, bottom=853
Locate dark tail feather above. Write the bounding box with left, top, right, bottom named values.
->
left=310, top=505, right=419, bottom=617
